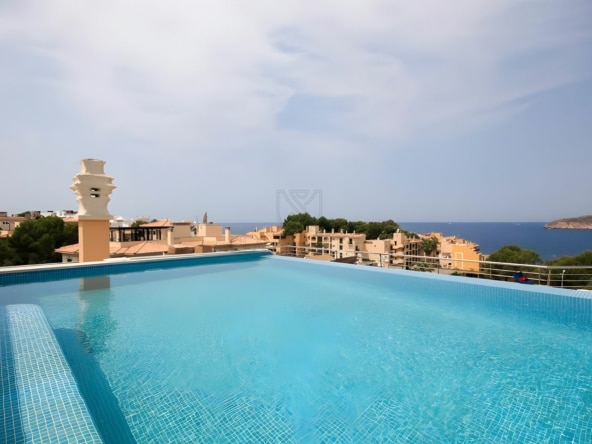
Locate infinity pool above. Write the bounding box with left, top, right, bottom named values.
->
left=1, top=252, right=591, bottom=442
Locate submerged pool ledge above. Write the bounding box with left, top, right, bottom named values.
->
left=0, top=249, right=272, bottom=286
left=5, top=304, right=103, bottom=443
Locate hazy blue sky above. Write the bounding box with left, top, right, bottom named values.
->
left=1, top=0, right=591, bottom=223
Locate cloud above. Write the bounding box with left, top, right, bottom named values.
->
left=1, top=0, right=591, bottom=220
left=2, top=0, right=590, bottom=148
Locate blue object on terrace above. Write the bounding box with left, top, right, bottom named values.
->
left=513, top=271, right=535, bottom=284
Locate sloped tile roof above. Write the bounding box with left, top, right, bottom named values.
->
left=55, top=243, right=81, bottom=254
left=138, top=219, right=173, bottom=228
left=111, top=241, right=169, bottom=255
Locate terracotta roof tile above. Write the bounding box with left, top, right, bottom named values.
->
left=55, top=234, right=265, bottom=259
left=55, top=243, right=81, bottom=254
left=138, top=219, right=173, bottom=228
left=108, top=241, right=167, bottom=256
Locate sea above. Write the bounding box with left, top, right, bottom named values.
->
left=223, top=222, right=592, bottom=261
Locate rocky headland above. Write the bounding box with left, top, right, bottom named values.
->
left=544, top=215, right=592, bottom=230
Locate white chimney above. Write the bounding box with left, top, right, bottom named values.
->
left=70, top=159, right=116, bottom=220
left=70, top=159, right=116, bottom=263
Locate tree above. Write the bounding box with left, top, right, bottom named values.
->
left=485, top=245, right=542, bottom=281
left=402, top=230, right=419, bottom=239
left=3, top=216, right=78, bottom=266
left=545, top=251, right=592, bottom=289
left=281, top=214, right=407, bottom=240
left=351, top=220, right=368, bottom=234
left=545, top=251, right=592, bottom=267
left=131, top=219, right=149, bottom=228
left=488, top=245, right=542, bottom=265
left=330, top=218, right=349, bottom=232
left=0, top=238, right=13, bottom=266
left=365, top=222, right=383, bottom=240
left=422, top=236, right=439, bottom=256
left=283, top=220, right=305, bottom=237
left=317, top=216, right=331, bottom=232
left=378, top=220, right=400, bottom=239
left=283, top=213, right=318, bottom=229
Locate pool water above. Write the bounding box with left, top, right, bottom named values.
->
left=2, top=255, right=592, bottom=442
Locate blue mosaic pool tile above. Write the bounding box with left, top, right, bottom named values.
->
left=6, top=304, right=103, bottom=443
left=2, top=253, right=592, bottom=442
left=1, top=306, right=24, bottom=443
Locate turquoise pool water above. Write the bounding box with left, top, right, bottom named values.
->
left=1, top=253, right=592, bottom=442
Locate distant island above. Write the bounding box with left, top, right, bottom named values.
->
left=544, top=215, right=592, bottom=230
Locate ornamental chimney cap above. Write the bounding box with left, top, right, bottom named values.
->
left=80, top=158, right=107, bottom=175
left=71, top=159, right=116, bottom=220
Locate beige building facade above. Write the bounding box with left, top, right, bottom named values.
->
left=431, top=232, right=482, bottom=272
left=246, top=225, right=295, bottom=254
left=304, top=225, right=366, bottom=260
left=0, top=215, right=26, bottom=237
left=251, top=224, right=482, bottom=273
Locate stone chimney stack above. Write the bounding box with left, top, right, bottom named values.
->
left=225, top=227, right=231, bottom=243
left=71, top=159, right=116, bottom=262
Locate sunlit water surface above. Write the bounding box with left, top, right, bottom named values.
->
left=2, top=256, right=591, bottom=443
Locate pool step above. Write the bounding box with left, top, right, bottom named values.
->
left=5, top=304, right=103, bottom=443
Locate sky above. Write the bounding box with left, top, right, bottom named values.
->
left=1, top=0, right=591, bottom=223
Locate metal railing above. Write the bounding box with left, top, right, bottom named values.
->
left=274, top=245, right=592, bottom=290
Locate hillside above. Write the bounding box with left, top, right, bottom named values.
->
left=544, top=215, right=592, bottom=230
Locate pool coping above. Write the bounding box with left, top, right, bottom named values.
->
left=0, top=249, right=272, bottom=275
left=0, top=249, right=272, bottom=286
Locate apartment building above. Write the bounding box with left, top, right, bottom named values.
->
left=431, top=232, right=482, bottom=272
left=258, top=224, right=481, bottom=273
left=0, top=214, right=26, bottom=237
left=363, top=231, right=423, bottom=268
left=304, top=225, right=366, bottom=260
left=246, top=225, right=295, bottom=254
left=179, top=222, right=266, bottom=253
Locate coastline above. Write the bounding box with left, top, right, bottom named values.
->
left=544, top=215, right=592, bottom=230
